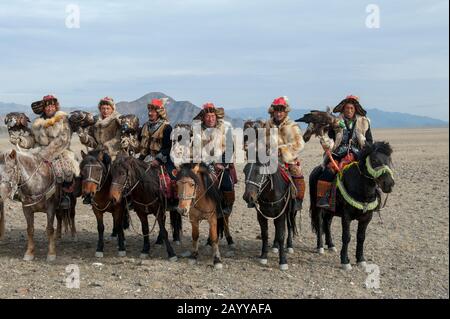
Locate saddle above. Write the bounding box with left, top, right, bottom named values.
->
left=159, top=167, right=177, bottom=200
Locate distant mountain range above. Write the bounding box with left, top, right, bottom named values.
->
left=1, top=94, right=448, bottom=130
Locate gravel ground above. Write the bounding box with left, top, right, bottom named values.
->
left=0, top=128, right=448, bottom=299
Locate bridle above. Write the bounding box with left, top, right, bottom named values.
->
left=244, top=162, right=291, bottom=220
left=82, top=160, right=109, bottom=193
left=1, top=154, right=56, bottom=207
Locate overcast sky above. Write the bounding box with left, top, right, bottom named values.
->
left=0, top=0, right=448, bottom=120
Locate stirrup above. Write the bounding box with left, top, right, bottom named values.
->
left=317, top=195, right=330, bottom=209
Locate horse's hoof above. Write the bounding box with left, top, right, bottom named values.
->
left=258, top=258, right=268, bottom=265
left=118, top=251, right=127, bottom=257
left=188, top=258, right=197, bottom=265
left=47, top=255, right=56, bottom=262
left=180, top=251, right=191, bottom=258
left=72, top=235, right=79, bottom=242
left=287, top=247, right=294, bottom=254
left=174, top=241, right=181, bottom=246
left=169, top=256, right=178, bottom=262
left=341, top=263, right=352, bottom=271
left=357, top=261, right=367, bottom=269
left=95, top=251, right=104, bottom=258
left=214, top=263, right=223, bottom=270
left=317, top=248, right=325, bottom=255
left=328, top=246, right=337, bottom=253
left=279, top=264, right=289, bottom=271
left=272, top=248, right=279, bottom=254
left=139, top=253, right=149, bottom=259
left=23, top=254, right=34, bottom=261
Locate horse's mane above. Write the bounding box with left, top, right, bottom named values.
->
left=177, top=163, right=201, bottom=185
left=177, top=163, right=223, bottom=205
left=198, top=163, right=223, bottom=205
left=113, top=155, right=159, bottom=191
left=359, top=141, right=393, bottom=161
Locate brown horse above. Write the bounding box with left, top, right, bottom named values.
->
left=109, top=155, right=178, bottom=261
left=175, top=163, right=223, bottom=269
left=0, top=149, right=72, bottom=261
left=80, top=149, right=128, bottom=257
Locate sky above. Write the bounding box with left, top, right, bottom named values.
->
left=0, top=0, right=448, bottom=120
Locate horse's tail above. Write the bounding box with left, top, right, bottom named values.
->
left=287, top=199, right=298, bottom=237
left=217, top=216, right=224, bottom=239
left=0, top=202, right=5, bottom=239
left=309, top=166, right=323, bottom=234
left=169, top=210, right=182, bottom=233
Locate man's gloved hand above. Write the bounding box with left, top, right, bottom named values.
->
left=150, top=159, right=160, bottom=167
left=320, top=136, right=332, bottom=151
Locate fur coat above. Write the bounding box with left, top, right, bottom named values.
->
left=265, top=116, right=305, bottom=164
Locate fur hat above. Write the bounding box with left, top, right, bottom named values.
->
left=268, top=96, right=291, bottom=114
left=148, top=98, right=169, bottom=120
left=98, top=96, right=116, bottom=111
left=333, top=95, right=367, bottom=116
left=193, top=102, right=225, bottom=121
left=31, top=94, right=60, bottom=115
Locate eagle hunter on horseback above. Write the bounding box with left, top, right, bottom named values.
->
left=136, top=98, right=182, bottom=246
left=0, top=94, right=79, bottom=260
left=242, top=96, right=303, bottom=271
left=298, top=95, right=395, bottom=270
left=77, top=97, right=135, bottom=257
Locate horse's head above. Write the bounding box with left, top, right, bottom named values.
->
left=0, top=150, right=20, bottom=201
left=109, top=155, right=130, bottom=204
left=243, top=161, right=270, bottom=208
left=79, top=149, right=111, bottom=200
left=360, top=141, right=395, bottom=193
left=175, top=163, right=200, bottom=216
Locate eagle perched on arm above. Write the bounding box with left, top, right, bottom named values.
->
left=295, top=107, right=341, bottom=142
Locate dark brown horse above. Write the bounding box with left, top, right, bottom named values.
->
left=109, top=155, right=178, bottom=261
left=309, top=141, right=395, bottom=270
left=80, top=149, right=128, bottom=258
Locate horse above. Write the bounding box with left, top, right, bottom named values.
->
left=242, top=120, right=299, bottom=271
left=79, top=149, right=129, bottom=257
left=175, top=163, right=224, bottom=269
left=0, top=149, right=76, bottom=261
left=109, top=154, right=178, bottom=261
left=243, top=159, right=298, bottom=271
left=309, top=141, right=395, bottom=270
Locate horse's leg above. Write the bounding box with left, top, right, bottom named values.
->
left=274, top=214, right=288, bottom=271
left=70, top=199, right=77, bottom=241
left=324, top=213, right=336, bottom=252
left=286, top=207, right=294, bottom=254
left=209, top=213, right=222, bottom=269
left=223, top=215, right=235, bottom=248
left=340, top=213, right=352, bottom=270
left=257, top=213, right=269, bottom=265
left=23, top=210, right=35, bottom=261
left=170, top=210, right=182, bottom=245
left=113, top=207, right=126, bottom=257
left=55, top=209, right=62, bottom=240
left=94, top=211, right=105, bottom=258
left=316, top=208, right=325, bottom=254
left=356, top=213, right=372, bottom=268
left=136, top=211, right=150, bottom=258
left=46, top=206, right=57, bottom=262
left=157, top=211, right=177, bottom=261
left=189, top=217, right=200, bottom=265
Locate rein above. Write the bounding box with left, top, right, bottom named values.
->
left=245, top=163, right=291, bottom=220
